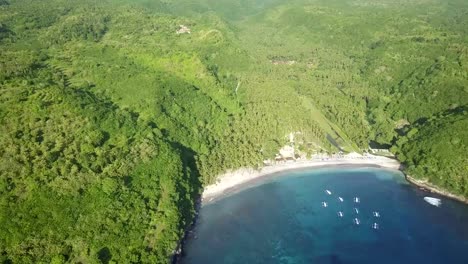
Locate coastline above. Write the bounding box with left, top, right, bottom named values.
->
left=202, top=154, right=402, bottom=204
left=405, top=175, right=468, bottom=204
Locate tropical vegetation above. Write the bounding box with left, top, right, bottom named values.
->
left=0, top=0, right=467, bottom=263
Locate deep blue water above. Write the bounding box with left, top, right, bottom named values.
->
left=180, top=167, right=468, bottom=264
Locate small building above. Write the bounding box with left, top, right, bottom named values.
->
left=271, top=60, right=296, bottom=65
left=279, top=145, right=295, bottom=160
left=176, top=25, right=191, bottom=34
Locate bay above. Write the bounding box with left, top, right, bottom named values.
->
left=181, top=167, right=468, bottom=264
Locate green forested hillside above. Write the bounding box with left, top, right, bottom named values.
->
left=0, top=0, right=467, bottom=263
left=392, top=107, right=468, bottom=196
left=0, top=59, right=202, bottom=262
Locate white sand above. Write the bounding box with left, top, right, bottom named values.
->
left=202, top=154, right=401, bottom=202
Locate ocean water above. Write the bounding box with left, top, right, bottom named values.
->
left=180, top=167, right=468, bottom=264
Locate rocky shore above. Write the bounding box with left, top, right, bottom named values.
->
left=405, top=175, right=468, bottom=204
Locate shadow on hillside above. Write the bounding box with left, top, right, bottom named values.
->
left=169, top=141, right=203, bottom=218
left=168, top=141, right=203, bottom=264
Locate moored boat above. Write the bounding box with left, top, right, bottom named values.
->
left=424, top=197, right=442, bottom=207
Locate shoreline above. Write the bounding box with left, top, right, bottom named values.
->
left=405, top=175, right=468, bottom=204
left=202, top=155, right=402, bottom=203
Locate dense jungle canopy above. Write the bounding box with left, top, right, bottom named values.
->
left=0, top=0, right=467, bottom=263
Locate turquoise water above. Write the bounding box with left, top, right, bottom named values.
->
left=180, top=167, right=468, bottom=264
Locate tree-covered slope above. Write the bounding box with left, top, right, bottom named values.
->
left=0, top=0, right=467, bottom=263
left=0, top=62, right=201, bottom=262
left=393, top=107, right=468, bottom=196
left=0, top=1, right=332, bottom=262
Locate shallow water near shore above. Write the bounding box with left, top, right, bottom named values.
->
left=180, top=167, right=468, bottom=264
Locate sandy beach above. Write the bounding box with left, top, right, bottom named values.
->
left=202, top=154, right=401, bottom=203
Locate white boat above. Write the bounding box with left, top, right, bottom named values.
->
left=337, top=211, right=343, bottom=217
left=372, top=223, right=379, bottom=230
left=354, top=218, right=360, bottom=225
left=325, top=190, right=332, bottom=195
left=354, top=197, right=360, bottom=203
left=322, top=202, right=328, bottom=207
left=338, top=197, right=344, bottom=202
left=373, top=211, right=380, bottom=217
left=354, top=208, right=359, bottom=214
left=424, top=197, right=441, bottom=207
